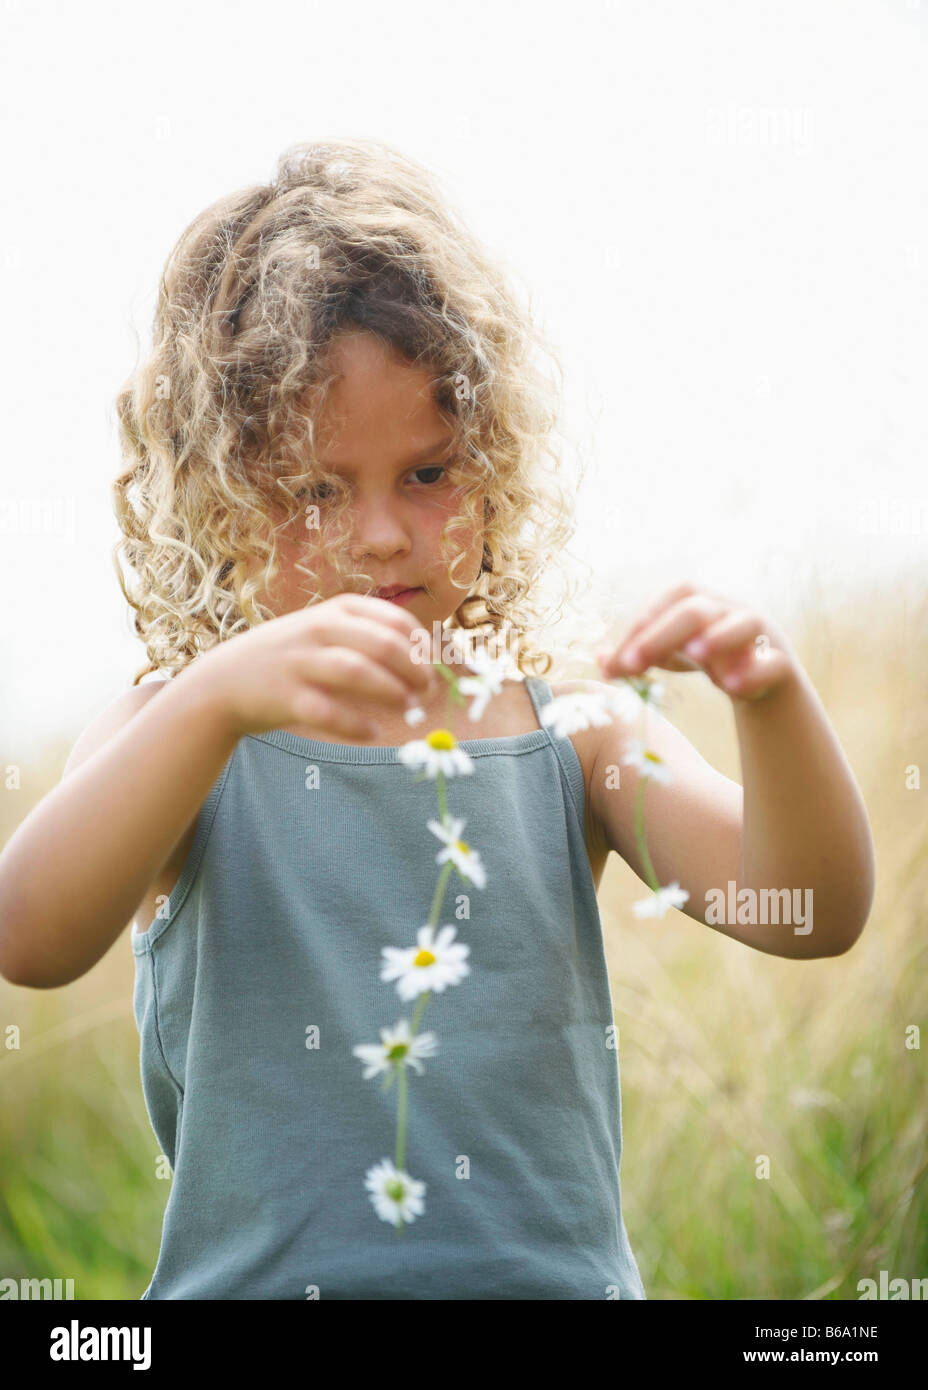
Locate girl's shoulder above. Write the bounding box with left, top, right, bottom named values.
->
left=544, top=676, right=621, bottom=769
left=62, top=679, right=170, bottom=781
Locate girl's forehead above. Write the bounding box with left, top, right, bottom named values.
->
left=323, top=330, right=433, bottom=393
left=313, top=387, right=456, bottom=466
left=286, top=331, right=473, bottom=474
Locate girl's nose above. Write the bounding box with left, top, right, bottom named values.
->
left=349, top=500, right=413, bottom=559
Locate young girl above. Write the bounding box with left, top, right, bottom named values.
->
left=0, top=139, right=875, bottom=1301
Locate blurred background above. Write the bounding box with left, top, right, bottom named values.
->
left=0, top=0, right=925, bottom=1298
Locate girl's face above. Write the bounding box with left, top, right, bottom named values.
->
left=259, top=331, right=485, bottom=633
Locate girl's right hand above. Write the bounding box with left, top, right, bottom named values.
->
left=183, top=594, right=438, bottom=742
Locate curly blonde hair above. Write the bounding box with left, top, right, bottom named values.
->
left=112, top=137, right=582, bottom=686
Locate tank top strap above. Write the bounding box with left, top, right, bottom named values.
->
left=524, top=675, right=587, bottom=833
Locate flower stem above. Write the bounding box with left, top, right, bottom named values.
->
left=395, top=1062, right=407, bottom=1170
left=429, top=859, right=454, bottom=925
left=633, top=780, right=660, bottom=892
left=634, top=688, right=660, bottom=892
left=392, top=667, right=464, bottom=1228
left=411, top=990, right=430, bottom=1034
left=395, top=1060, right=409, bottom=1228
left=388, top=658, right=470, bottom=1233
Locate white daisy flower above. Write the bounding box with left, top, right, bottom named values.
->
left=427, top=815, right=487, bottom=889
left=456, top=651, right=510, bottom=722
left=352, top=1018, right=439, bottom=1079
left=364, top=1158, right=426, bottom=1226
left=632, top=882, right=690, bottom=918
left=621, top=739, right=673, bottom=784
left=398, top=729, right=475, bottom=778
left=380, top=923, right=471, bottom=1001
left=627, top=676, right=666, bottom=711
left=541, top=685, right=641, bottom=738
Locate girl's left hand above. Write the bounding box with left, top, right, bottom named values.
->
left=595, top=583, right=800, bottom=702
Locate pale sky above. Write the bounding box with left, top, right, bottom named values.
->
left=1, top=0, right=925, bottom=760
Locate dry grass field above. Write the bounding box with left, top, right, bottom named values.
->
left=1, top=574, right=925, bottom=1299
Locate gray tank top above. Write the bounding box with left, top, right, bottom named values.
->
left=131, top=675, right=646, bottom=1300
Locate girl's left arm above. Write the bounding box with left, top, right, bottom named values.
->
left=726, top=653, right=876, bottom=956
left=593, top=582, right=876, bottom=960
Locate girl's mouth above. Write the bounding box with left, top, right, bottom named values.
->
left=374, top=587, right=422, bottom=605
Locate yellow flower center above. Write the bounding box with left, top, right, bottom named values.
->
left=386, top=1043, right=409, bottom=1061
left=644, top=749, right=661, bottom=764
left=426, top=729, right=456, bottom=750
left=456, top=840, right=470, bottom=854
left=414, top=948, right=437, bottom=967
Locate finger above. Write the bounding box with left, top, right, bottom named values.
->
left=721, top=648, right=794, bottom=700
left=681, top=610, right=768, bottom=660
left=289, top=685, right=384, bottom=740
left=606, top=594, right=729, bottom=674
left=606, top=580, right=740, bottom=652
left=335, top=591, right=427, bottom=637
left=330, top=594, right=436, bottom=674
left=309, top=609, right=436, bottom=697
left=604, top=582, right=702, bottom=655
left=295, top=647, right=425, bottom=712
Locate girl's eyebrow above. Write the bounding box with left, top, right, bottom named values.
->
left=320, top=437, right=456, bottom=472
left=407, top=437, right=456, bottom=462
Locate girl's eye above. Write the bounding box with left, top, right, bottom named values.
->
left=412, top=465, right=447, bottom=486
left=295, top=482, right=334, bottom=502
left=294, top=468, right=446, bottom=502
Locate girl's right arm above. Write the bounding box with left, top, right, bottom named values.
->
left=0, top=596, right=435, bottom=989
left=0, top=674, right=240, bottom=989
